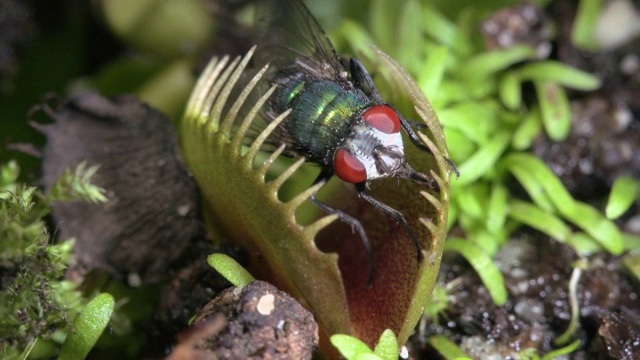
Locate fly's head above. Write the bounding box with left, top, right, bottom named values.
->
left=333, top=104, right=437, bottom=189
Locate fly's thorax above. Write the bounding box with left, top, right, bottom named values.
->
left=270, top=76, right=371, bottom=165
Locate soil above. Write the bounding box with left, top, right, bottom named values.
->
left=412, top=236, right=640, bottom=359
left=168, top=281, right=318, bottom=360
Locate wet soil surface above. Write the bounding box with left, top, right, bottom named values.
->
left=411, top=236, right=640, bottom=359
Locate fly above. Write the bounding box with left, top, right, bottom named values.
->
left=245, top=0, right=458, bottom=284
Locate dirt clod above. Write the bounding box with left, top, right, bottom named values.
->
left=169, top=281, right=318, bottom=360
left=39, top=93, right=203, bottom=284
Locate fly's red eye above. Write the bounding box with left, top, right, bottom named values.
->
left=362, top=105, right=401, bottom=134
left=334, top=148, right=367, bottom=183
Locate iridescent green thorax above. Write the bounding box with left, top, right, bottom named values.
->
left=272, top=77, right=372, bottom=166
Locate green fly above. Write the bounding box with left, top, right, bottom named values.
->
left=245, top=0, right=457, bottom=283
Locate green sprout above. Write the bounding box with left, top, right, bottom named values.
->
left=207, top=253, right=255, bottom=287
left=58, top=293, right=115, bottom=360
left=444, top=238, right=507, bottom=305
left=571, top=0, right=604, bottom=50
left=519, top=339, right=582, bottom=360
left=331, top=329, right=400, bottom=360
left=605, top=176, right=640, bottom=220
left=428, top=335, right=472, bottom=360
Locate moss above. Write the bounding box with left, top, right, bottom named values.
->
left=0, top=161, right=108, bottom=358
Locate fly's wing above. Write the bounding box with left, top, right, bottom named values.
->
left=235, top=0, right=349, bottom=156
left=251, top=0, right=347, bottom=82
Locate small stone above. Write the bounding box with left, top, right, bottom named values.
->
left=256, top=294, right=275, bottom=315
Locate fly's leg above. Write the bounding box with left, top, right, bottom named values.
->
left=396, top=112, right=460, bottom=178
left=350, top=58, right=384, bottom=103
left=310, top=172, right=376, bottom=285
left=404, top=119, right=428, bottom=129
left=355, top=183, right=423, bottom=264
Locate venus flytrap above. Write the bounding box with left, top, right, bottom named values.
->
left=180, top=43, right=452, bottom=355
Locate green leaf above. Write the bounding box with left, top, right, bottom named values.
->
left=453, top=130, right=511, bottom=187
left=605, top=176, right=640, bottom=219
left=428, top=335, right=471, bottom=360
left=425, top=284, right=450, bottom=318
left=470, top=228, right=506, bottom=256
left=397, top=0, right=423, bottom=72
left=454, top=183, right=488, bottom=220
left=331, top=334, right=375, bottom=360
left=422, top=5, right=461, bottom=52
left=445, top=238, right=508, bottom=305
left=541, top=339, right=581, bottom=360
left=571, top=0, right=604, bottom=50
left=457, top=46, right=538, bottom=80
left=336, top=20, right=378, bottom=63
left=58, top=293, right=115, bottom=360
left=623, top=233, right=640, bottom=252
left=568, top=232, right=604, bottom=256
left=508, top=200, right=572, bottom=242
left=444, top=128, right=476, bottom=163
left=355, top=354, right=383, bottom=360
left=369, top=0, right=399, bottom=52
left=100, top=0, right=213, bottom=57
left=207, top=253, right=255, bottom=287
left=437, top=101, right=499, bottom=145
left=419, top=46, right=449, bottom=98
left=136, top=59, right=197, bottom=119
left=512, top=107, right=543, bottom=150
left=623, top=252, right=640, bottom=283
left=502, top=153, right=571, bottom=213
left=566, top=201, right=624, bottom=254
left=432, top=78, right=495, bottom=105
left=373, top=329, right=398, bottom=360
left=486, top=184, right=508, bottom=234
left=0, top=160, right=19, bottom=191
left=502, top=153, right=624, bottom=254
left=517, top=61, right=601, bottom=90
left=499, top=71, right=522, bottom=110
left=535, top=81, right=572, bottom=141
